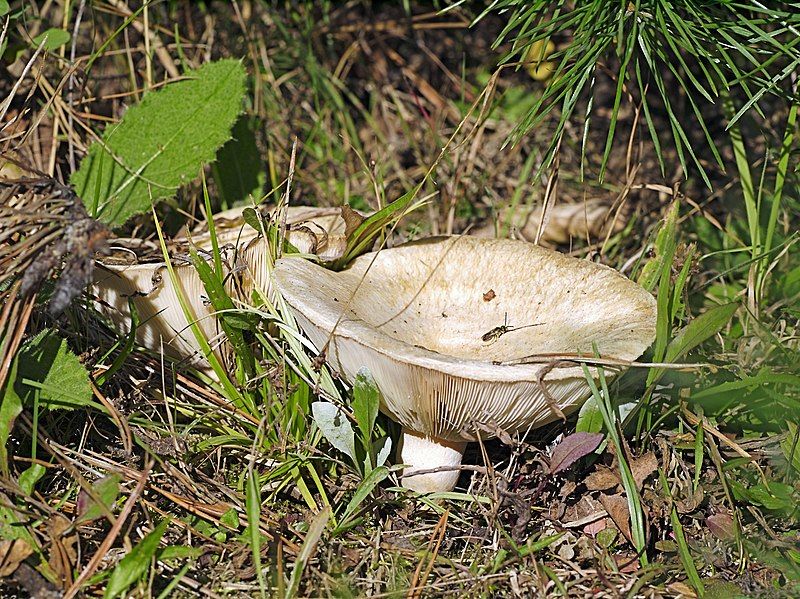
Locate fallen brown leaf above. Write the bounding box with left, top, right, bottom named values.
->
left=340, top=205, right=366, bottom=238
left=583, top=517, right=607, bottom=536
left=667, top=581, right=698, bottom=598
left=584, top=465, right=620, bottom=491
left=631, top=451, right=658, bottom=490
left=48, top=514, right=77, bottom=588
left=706, top=512, right=735, bottom=541
left=584, top=450, right=658, bottom=492
left=599, top=493, right=632, bottom=544
left=676, top=484, right=705, bottom=514
left=0, top=538, right=34, bottom=577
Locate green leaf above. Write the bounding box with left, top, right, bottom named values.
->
left=664, top=303, right=738, bottom=363
left=158, top=545, right=203, bottom=562
left=693, top=371, right=800, bottom=400
left=311, top=402, right=357, bottom=463
left=352, top=368, right=380, bottom=445
left=16, top=330, right=92, bottom=411
left=72, top=59, right=247, bottom=226
left=104, top=519, right=169, bottom=599
left=338, top=466, right=389, bottom=529
left=241, top=207, right=261, bottom=232
left=638, top=202, right=679, bottom=292
left=32, top=28, right=70, bottom=51
left=77, top=475, right=122, bottom=523
left=0, top=358, right=23, bottom=477
left=18, top=464, right=45, bottom=495
left=575, top=394, right=604, bottom=434
left=188, top=244, right=254, bottom=376
left=373, top=436, right=392, bottom=468
left=781, top=422, right=800, bottom=478
left=332, top=184, right=423, bottom=268
left=736, top=481, right=797, bottom=514
left=0, top=1, right=9, bottom=17
left=219, top=507, right=239, bottom=530
left=212, top=117, right=265, bottom=206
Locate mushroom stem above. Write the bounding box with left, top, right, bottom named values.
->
left=398, top=428, right=467, bottom=493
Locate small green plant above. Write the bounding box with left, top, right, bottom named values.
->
left=311, top=369, right=392, bottom=479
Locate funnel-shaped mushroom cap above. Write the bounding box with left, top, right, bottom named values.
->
left=274, top=236, right=657, bottom=442
left=92, top=206, right=353, bottom=369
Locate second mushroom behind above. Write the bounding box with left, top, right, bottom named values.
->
left=273, top=235, right=658, bottom=493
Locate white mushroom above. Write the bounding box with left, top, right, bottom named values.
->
left=92, top=206, right=354, bottom=370
left=273, top=235, right=657, bottom=493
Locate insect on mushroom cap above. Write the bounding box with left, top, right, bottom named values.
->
left=273, top=235, right=658, bottom=443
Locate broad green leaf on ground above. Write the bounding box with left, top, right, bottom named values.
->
left=311, top=402, right=357, bottom=463
left=104, top=518, right=169, bottom=599
left=212, top=117, right=265, bottom=206
left=32, top=28, right=70, bottom=50
left=72, top=59, right=247, bottom=227
left=16, top=330, right=92, bottom=411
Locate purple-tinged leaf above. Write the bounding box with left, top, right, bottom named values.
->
left=549, top=432, right=604, bottom=474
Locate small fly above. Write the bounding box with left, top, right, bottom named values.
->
left=481, top=312, right=543, bottom=343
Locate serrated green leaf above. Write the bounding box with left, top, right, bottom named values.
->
left=72, top=59, right=246, bottom=226
left=104, top=518, right=169, bottom=599
left=212, top=117, right=265, bottom=206
left=16, top=330, right=92, bottom=411
left=32, top=28, right=70, bottom=51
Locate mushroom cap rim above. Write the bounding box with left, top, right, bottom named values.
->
left=273, top=246, right=656, bottom=384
